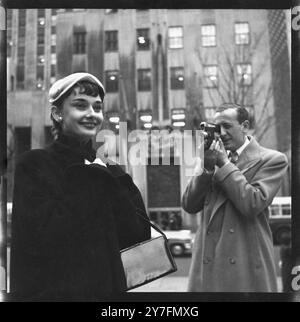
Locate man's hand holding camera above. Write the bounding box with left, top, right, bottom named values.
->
left=204, top=138, right=229, bottom=171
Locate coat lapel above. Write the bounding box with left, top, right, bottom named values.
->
left=208, top=136, right=262, bottom=226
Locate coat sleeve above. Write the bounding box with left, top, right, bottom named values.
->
left=181, top=170, right=214, bottom=214
left=214, top=151, right=288, bottom=218
left=104, top=165, right=151, bottom=248
left=12, top=151, right=101, bottom=252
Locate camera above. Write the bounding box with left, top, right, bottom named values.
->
left=200, top=122, right=221, bottom=149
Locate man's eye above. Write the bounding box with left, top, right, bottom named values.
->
left=93, top=104, right=103, bottom=112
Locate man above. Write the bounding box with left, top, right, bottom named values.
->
left=182, top=103, right=288, bottom=292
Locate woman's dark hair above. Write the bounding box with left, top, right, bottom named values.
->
left=50, top=81, right=102, bottom=139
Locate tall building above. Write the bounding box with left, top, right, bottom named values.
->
left=7, top=9, right=291, bottom=230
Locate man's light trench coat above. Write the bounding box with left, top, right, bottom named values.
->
left=182, top=136, right=288, bottom=292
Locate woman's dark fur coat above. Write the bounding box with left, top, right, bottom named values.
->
left=10, top=135, right=151, bottom=301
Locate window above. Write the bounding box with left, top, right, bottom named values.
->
left=17, top=46, right=25, bottom=58
left=16, top=64, right=25, bottom=89
left=38, top=17, right=45, bottom=26
left=170, top=67, right=184, bottom=89
left=237, top=63, right=252, bottom=86
left=137, top=28, right=150, bottom=50
left=51, top=34, right=56, bottom=46
left=204, top=65, right=218, bottom=88
left=235, top=22, right=250, bottom=45
left=105, top=70, right=119, bottom=92
left=37, top=55, right=45, bottom=65
left=37, top=9, right=45, bottom=18
left=37, top=45, right=44, bottom=55
left=36, top=65, right=44, bottom=80
left=105, top=30, right=118, bottom=52
left=18, top=9, right=26, bottom=27
left=7, top=9, right=12, bottom=57
left=37, top=27, right=45, bottom=45
left=51, top=14, right=57, bottom=26
left=201, top=25, right=216, bottom=47
left=105, top=9, right=118, bottom=14
left=73, top=31, right=86, bottom=54
left=138, top=69, right=151, bottom=91
left=168, top=27, right=183, bottom=49
left=51, top=53, right=57, bottom=65
left=51, top=64, right=56, bottom=77
left=204, top=107, right=216, bottom=122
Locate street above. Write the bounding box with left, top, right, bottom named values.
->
left=131, top=246, right=283, bottom=292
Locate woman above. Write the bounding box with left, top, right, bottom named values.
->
left=10, top=73, right=151, bottom=301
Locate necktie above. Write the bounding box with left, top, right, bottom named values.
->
left=229, top=151, right=239, bottom=164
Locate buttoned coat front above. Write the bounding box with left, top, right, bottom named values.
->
left=182, top=137, right=288, bottom=292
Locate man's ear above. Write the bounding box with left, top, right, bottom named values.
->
left=51, top=105, right=62, bottom=122
left=241, top=120, right=250, bottom=133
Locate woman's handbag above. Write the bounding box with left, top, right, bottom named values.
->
left=120, top=215, right=177, bottom=291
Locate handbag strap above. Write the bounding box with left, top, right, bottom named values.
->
left=135, top=208, right=168, bottom=240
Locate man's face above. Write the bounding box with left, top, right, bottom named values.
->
left=60, top=86, right=104, bottom=141
left=213, top=108, right=247, bottom=152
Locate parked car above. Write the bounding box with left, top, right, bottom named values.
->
left=149, top=226, right=192, bottom=257
left=164, top=229, right=193, bottom=256
left=269, top=196, right=291, bottom=246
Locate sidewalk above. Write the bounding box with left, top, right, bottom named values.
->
left=130, top=276, right=188, bottom=292
left=129, top=276, right=283, bottom=292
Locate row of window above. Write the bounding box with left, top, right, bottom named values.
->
left=73, top=22, right=249, bottom=55
left=104, top=64, right=252, bottom=93
left=16, top=10, right=27, bottom=89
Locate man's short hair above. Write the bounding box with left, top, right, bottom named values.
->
left=216, top=103, right=249, bottom=124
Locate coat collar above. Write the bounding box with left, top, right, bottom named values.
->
left=235, top=136, right=261, bottom=171
left=208, top=136, right=262, bottom=226
left=47, top=134, right=96, bottom=169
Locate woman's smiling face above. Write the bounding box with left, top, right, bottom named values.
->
left=59, top=86, right=104, bottom=141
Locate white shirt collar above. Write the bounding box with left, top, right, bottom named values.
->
left=235, top=136, right=250, bottom=156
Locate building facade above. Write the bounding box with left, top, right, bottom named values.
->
left=7, top=9, right=291, bottom=230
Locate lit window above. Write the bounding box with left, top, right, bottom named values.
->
left=51, top=15, right=57, bottom=26
left=36, top=79, right=44, bottom=90
left=37, top=55, right=45, bottom=65
left=235, top=22, right=250, bottom=45
left=38, top=18, right=45, bottom=26
left=201, top=25, right=216, bottom=47
left=204, top=107, right=216, bottom=122
left=137, top=29, right=150, bottom=50
left=51, top=53, right=57, bottom=65
left=105, top=70, right=119, bottom=92
left=204, top=65, right=218, bottom=88
left=168, top=27, right=183, bottom=49
left=73, top=31, right=86, bottom=54
left=138, top=69, right=151, bottom=91
left=51, top=34, right=56, bottom=46
left=237, top=63, right=252, bottom=86
left=50, top=77, right=56, bottom=85
left=170, top=67, right=184, bottom=90
left=171, top=108, right=186, bottom=128
left=105, top=30, right=118, bottom=52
